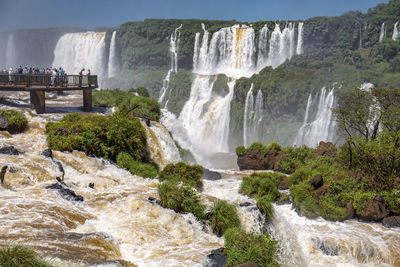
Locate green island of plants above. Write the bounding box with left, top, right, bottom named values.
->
left=0, top=245, right=54, bottom=267
left=0, top=109, right=28, bottom=134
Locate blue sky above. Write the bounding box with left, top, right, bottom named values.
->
left=0, top=0, right=388, bottom=31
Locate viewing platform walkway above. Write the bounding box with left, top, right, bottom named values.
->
left=0, top=74, right=98, bottom=113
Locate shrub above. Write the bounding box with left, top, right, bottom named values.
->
left=256, top=196, right=274, bottom=221
left=46, top=112, right=149, bottom=162
left=287, top=167, right=311, bottom=187
left=117, top=152, right=158, bottom=178
left=264, top=142, right=282, bottom=153
left=300, top=197, right=319, bottom=218
left=318, top=197, right=347, bottom=221
left=126, top=95, right=161, bottom=122
left=128, top=86, right=150, bottom=97
left=383, top=190, right=400, bottom=214
left=235, top=146, right=246, bottom=156
left=224, top=228, right=279, bottom=267
left=159, top=162, right=203, bottom=190
left=0, top=245, right=53, bottom=267
left=240, top=172, right=284, bottom=200
left=290, top=183, right=315, bottom=207
left=158, top=181, right=206, bottom=220
left=0, top=110, right=28, bottom=134
left=353, top=191, right=377, bottom=215
left=277, top=194, right=290, bottom=203
left=280, top=146, right=315, bottom=174
left=210, top=201, right=241, bottom=236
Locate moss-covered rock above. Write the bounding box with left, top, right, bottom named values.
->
left=117, top=152, right=158, bottom=178
left=239, top=172, right=285, bottom=200
left=159, top=162, right=203, bottom=190
left=0, top=110, right=28, bottom=134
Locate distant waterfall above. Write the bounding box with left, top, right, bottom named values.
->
left=294, top=87, right=336, bottom=147
left=243, top=84, right=264, bottom=147
left=6, top=34, right=16, bottom=68
left=52, top=32, right=106, bottom=77
left=296, top=22, right=304, bottom=55
left=379, top=23, right=386, bottom=42
left=164, top=22, right=304, bottom=167
left=159, top=24, right=183, bottom=105
left=359, top=25, right=363, bottom=49
left=393, top=22, right=399, bottom=40
left=107, top=31, right=119, bottom=78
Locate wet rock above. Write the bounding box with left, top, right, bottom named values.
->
left=207, top=247, right=227, bottom=267
left=46, top=182, right=84, bottom=202
left=54, top=161, right=65, bottom=177
left=278, top=176, right=288, bottom=190
left=308, top=175, right=323, bottom=189
left=346, top=201, right=355, bottom=219
left=237, top=150, right=266, bottom=170
left=202, top=169, right=222, bottom=180
left=311, top=238, right=340, bottom=256
left=0, top=116, right=9, bottom=129
left=265, top=151, right=284, bottom=171
left=89, top=183, right=95, bottom=189
left=315, top=141, right=337, bottom=158
left=356, top=195, right=389, bottom=222
left=41, top=149, right=53, bottom=158
left=239, top=202, right=253, bottom=207
left=234, top=262, right=260, bottom=267
left=0, top=146, right=21, bottom=155
left=0, top=166, right=7, bottom=184
left=382, top=216, right=400, bottom=228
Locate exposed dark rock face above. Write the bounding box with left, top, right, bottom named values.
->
left=382, top=216, right=400, bottom=228
left=278, top=176, right=288, bottom=190
left=265, top=151, right=284, bottom=171
left=41, top=149, right=53, bottom=158
left=0, top=146, right=21, bottom=155
left=346, top=201, right=355, bottom=219
left=207, top=247, right=227, bottom=267
left=239, top=202, right=253, bottom=207
left=356, top=196, right=389, bottom=221
left=308, top=175, right=324, bottom=189
left=203, top=169, right=222, bottom=180
left=0, top=165, right=7, bottom=184
left=88, top=183, right=95, bottom=189
left=46, top=182, right=84, bottom=201
left=315, top=141, right=337, bottom=158
left=237, top=150, right=266, bottom=170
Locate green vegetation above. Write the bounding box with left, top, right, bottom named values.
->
left=239, top=172, right=285, bottom=201
left=117, top=152, right=158, bottom=178
left=210, top=200, right=241, bottom=236
left=158, top=181, right=206, bottom=220
left=224, top=228, right=279, bottom=267
left=256, top=196, right=274, bottom=221
left=159, top=162, right=203, bottom=190
left=165, top=70, right=193, bottom=116
left=128, top=86, right=150, bottom=97
left=0, top=110, right=28, bottom=134
left=235, top=142, right=283, bottom=157
left=93, top=89, right=161, bottom=121
left=279, top=146, right=316, bottom=174
left=0, top=245, right=54, bottom=267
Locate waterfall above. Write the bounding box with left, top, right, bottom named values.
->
left=107, top=31, right=119, bottom=78
left=392, top=22, right=399, bottom=40
left=379, top=23, right=386, bottom=42
left=52, top=32, right=106, bottom=77
left=141, top=121, right=181, bottom=169
left=266, top=23, right=296, bottom=68
left=294, top=87, right=336, bottom=147
left=359, top=24, right=363, bottom=49
left=256, top=25, right=269, bottom=69
left=296, top=22, right=304, bottom=55
left=6, top=34, right=16, bottom=68
left=243, top=84, right=264, bottom=147
left=159, top=25, right=182, bottom=105
left=243, top=84, right=254, bottom=147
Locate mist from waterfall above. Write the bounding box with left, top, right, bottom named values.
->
left=107, top=31, right=119, bottom=78
left=52, top=32, right=106, bottom=77
left=159, top=24, right=182, bottom=105
left=392, top=22, right=399, bottom=40
left=294, top=87, right=336, bottom=147
left=6, top=34, right=16, bottom=68
left=379, top=22, right=386, bottom=42
left=243, top=84, right=264, bottom=147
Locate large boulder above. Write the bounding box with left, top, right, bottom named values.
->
left=0, top=146, right=21, bottom=155
left=346, top=201, right=355, bottom=219
left=46, top=182, right=84, bottom=202
left=237, top=150, right=266, bottom=170
left=356, top=196, right=389, bottom=221
left=382, top=216, right=400, bottom=228
left=203, top=169, right=222, bottom=180
left=207, top=247, right=227, bottom=267
left=265, top=151, right=284, bottom=171
left=315, top=141, right=337, bottom=158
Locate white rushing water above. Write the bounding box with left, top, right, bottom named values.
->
left=107, top=31, right=119, bottom=78
left=243, top=84, right=264, bottom=147
left=359, top=25, right=363, bottom=49
left=159, top=25, right=182, bottom=105
left=6, top=34, right=16, bottom=68
left=392, top=22, right=399, bottom=40
left=52, top=32, right=106, bottom=77
left=379, top=22, right=386, bottom=42
left=294, top=87, right=336, bottom=147
left=296, top=22, right=304, bottom=55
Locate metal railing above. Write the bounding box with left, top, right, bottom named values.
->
left=0, top=74, right=98, bottom=88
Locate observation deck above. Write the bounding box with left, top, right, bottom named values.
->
left=0, top=74, right=97, bottom=113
